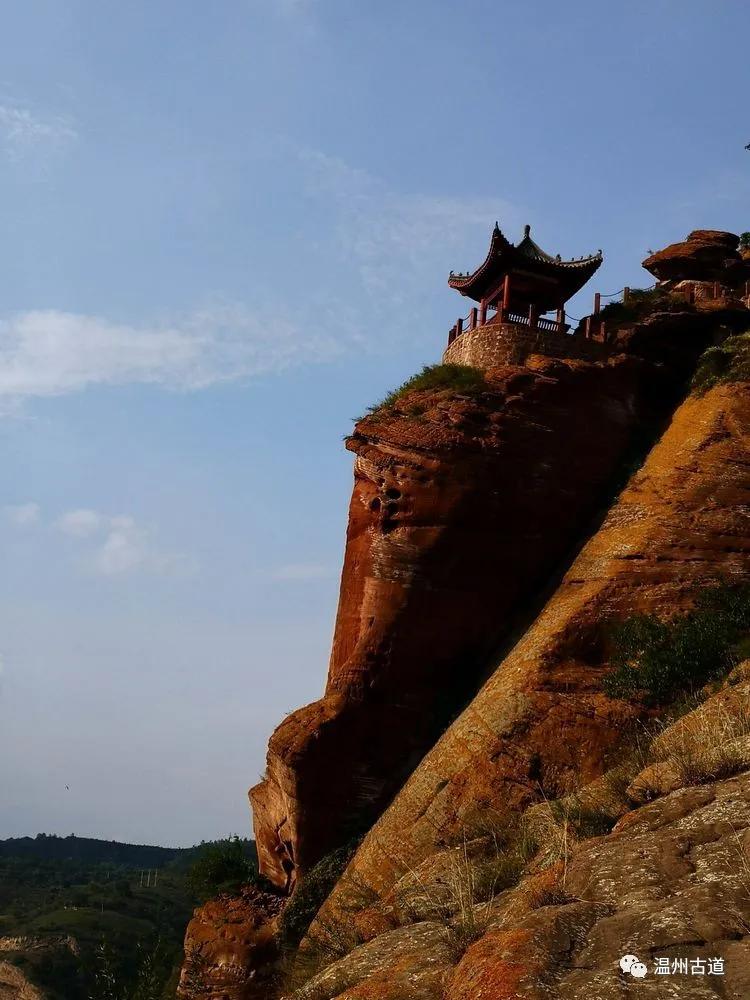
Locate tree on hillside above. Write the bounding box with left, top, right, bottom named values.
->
left=187, top=836, right=257, bottom=899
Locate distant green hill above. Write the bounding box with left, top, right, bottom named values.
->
left=0, top=834, right=257, bottom=1000
left=0, top=833, right=188, bottom=867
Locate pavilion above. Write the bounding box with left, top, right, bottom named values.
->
left=447, top=224, right=602, bottom=344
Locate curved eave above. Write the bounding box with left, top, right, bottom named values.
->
left=448, top=224, right=513, bottom=292
left=449, top=251, right=603, bottom=301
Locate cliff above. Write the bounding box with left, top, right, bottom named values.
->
left=287, top=669, right=750, bottom=999
left=309, top=376, right=750, bottom=943
left=251, top=353, right=674, bottom=890
left=180, top=229, right=750, bottom=998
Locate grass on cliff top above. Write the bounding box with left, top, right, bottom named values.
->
left=603, top=583, right=750, bottom=704
left=691, top=332, right=750, bottom=394
left=366, top=363, right=487, bottom=416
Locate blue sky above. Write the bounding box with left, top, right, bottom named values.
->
left=1, top=1, right=748, bottom=846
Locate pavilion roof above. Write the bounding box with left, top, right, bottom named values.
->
left=448, top=224, right=603, bottom=304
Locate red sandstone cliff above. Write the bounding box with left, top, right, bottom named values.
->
left=309, top=376, right=750, bottom=948
left=251, top=353, right=676, bottom=890
left=181, top=230, right=750, bottom=999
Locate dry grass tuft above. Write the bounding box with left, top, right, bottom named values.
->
left=650, top=696, right=750, bottom=786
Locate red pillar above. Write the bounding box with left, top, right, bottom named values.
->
left=503, top=274, right=511, bottom=314
left=456, top=317, right=463, bottom=337
left=528, top=303, right=538, bottom=329
left=479, top=299, right=487, bottom=326
left=623, top=287, right=630, bottom=303
left=469, top=307, right=478, bottom=330
left=594, top=292, right=601, bottom=315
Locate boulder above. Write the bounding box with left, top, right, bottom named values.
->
left=177, top=886, right=283, bottom=1000
left=642, top=229, right=746, bottom=283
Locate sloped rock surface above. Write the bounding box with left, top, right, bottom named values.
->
left=447, top=774, right=750, bottom=1000
left=285, top=923, right=454, bottom=1000
left=251, top=355, right=669, bottom=889
left=289, top=767, right=750, bottom=999
left=311, top=379, right=750, bottom=938
left=293, top=672, right=750, bottom=999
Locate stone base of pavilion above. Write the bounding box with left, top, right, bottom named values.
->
left=442, top=317, right=608, bottom=370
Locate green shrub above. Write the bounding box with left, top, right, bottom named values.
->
left=603, top=584, right=750, bottom=704
left=740, top=232, right=750, bottom=249
left=277, top=840, right=359, bottom=949
left=691, top=333, right=750, bottom=394
left=187, top=837, right=257, bottom=899
left=367, top=364, right=486, bottom=414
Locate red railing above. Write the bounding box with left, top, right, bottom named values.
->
left=448, top=306, right=567, bottom=345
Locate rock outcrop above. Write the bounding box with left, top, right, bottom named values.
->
left=288, top=675, right=750, bottom=999
left=251, top=353, right=679, bottom=890
left=642, top=229, right=750, bottom=285
left=310, top=377, right=750, bottom=939
left=177, top=886, right=283, bottom=1000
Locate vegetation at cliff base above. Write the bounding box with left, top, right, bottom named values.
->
left=691, top=332, right=750, bottom=394
left=186, top=835, right=258, bottom=900
left=740, top=232, right=750, bottom=249
left=0, top=833, right=257, bottom=1000
left=603, top=584, right=750, bottom=704
left=367, top=363, right=487, bottom=414
left=278, top=840, right=359, bottom=949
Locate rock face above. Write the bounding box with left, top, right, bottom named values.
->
left=177, top=886, right=283, bottom=1000
left=446, top=775, right=750, bottom=1000
left=642, top=229, right=749, bottom=284
left=310, top=378, right=750, bottom=938
left=251, top=353, right=678, bottom=890
left=288, top=674, right=750, bottom=1000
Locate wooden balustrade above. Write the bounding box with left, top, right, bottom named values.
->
left=447, top=301, right=578, bottom=347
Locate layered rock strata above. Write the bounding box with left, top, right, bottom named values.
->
left=310, top=378, right=750, bottom=938
left=643, top=229, right=750, bottom=285
left=251, top=353, right=675, bottom=890
left=289, top=666, right=750, bottom=999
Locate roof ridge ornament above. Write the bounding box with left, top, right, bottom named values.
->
left=523, top=224, right=531, bottom=238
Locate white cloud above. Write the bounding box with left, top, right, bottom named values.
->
left=0, top=304, right=345, bottom=407
left=57, top=509, right=103, bottom=538
left=0, top=143, right=521, bottom=410
left=292, top=143, right=524, bottom=306
left=0, top=102, right=76, bottom=162
left=56, top=508, right=192, bottom=578
left=4, top=502, right=40, bottom=526
left=273, top=563, right=333, bottom=581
